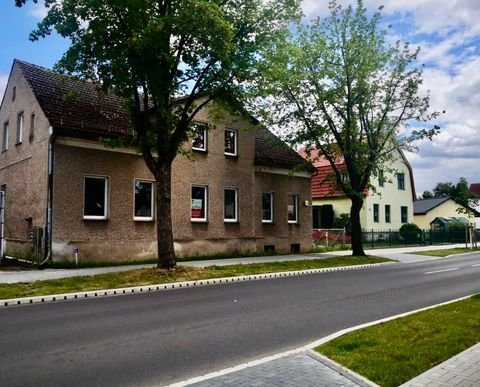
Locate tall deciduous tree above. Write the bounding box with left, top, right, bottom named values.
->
left=429, top=177, right=479, bottom=213
left=253, top=0, right=439, bottom=256
left=15, top=0, right=300, bottom=268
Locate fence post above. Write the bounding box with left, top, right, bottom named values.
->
left=389, top=229, right=392, bottom=247
left=371, top=229, right=374, bottom=249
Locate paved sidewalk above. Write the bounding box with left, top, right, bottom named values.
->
left=400, top=343, right=480, bottom=387
left=0, top=243, right=469, bottom=284
left=177, top=351, right=374, bottom=387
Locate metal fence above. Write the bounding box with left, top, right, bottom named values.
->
left=314, top=228, right=478, bottom=249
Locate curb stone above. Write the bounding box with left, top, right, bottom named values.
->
left=0, top=262, right=394, bottom=307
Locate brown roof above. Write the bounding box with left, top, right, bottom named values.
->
left=16, top=59, right=132, bottom=137
left=15, top=59, right=308, bottom=170
left=254, top=128, right=313, bottom=171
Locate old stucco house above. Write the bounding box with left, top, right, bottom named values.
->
left=299, top=147, right=415, bottom=231
left=0, top=59, right=312, bottom=263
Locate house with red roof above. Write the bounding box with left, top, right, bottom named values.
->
left=299, top=147, right=416, bottom=231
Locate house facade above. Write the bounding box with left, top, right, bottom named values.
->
left=413, top=197, right=476, bottom=230
left=0, top=60, right=312, bottom=263
left=300, top=148, right=415, bottom=231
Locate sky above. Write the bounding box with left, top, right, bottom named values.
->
left=0, top=0, right=479, bottom=196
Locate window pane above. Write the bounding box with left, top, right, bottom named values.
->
left=17, top=112, right=23, bottom=144
left=191, top=186, right=206, bottom=220
left=398, top=173, right=405, bottom=190
left=135, top=181, right=153, bottom=218
left=288, top=195, right=298, bottom=222
left=379, top=170, right=384, bottom=187
left=262, top=193, right=273, bottom=222
left=192, top=124, right=206, bottom=151
left=84, top=177, right=107, bottom=217
left=2, top=122, right=8, bottom=151
left=225, top=130, right=237, bottom=155
left=224, top=189, right=237, bottom=220
left=385, top=205, right=391, bottom=223
left=401, top=206, right=408, bottom=223
left=373, top=204, right=379, bottom=222
left=29, top=113, right=35, bottom=143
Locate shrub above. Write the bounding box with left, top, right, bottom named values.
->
left=399, top=223, right=421, bottom=242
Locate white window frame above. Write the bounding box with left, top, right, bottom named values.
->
left=262, top=192, right=274, bottom=223
left=191, top=185, right=208, bottom=222
left=16, top=111, right=24, bottom=145
left=2, top=122, right=8, bottom=152
left=224, top=129, right=238, bottom=156
left=287, top=194, right=299, bottom=224
left=83, top=175, right=109, bottom=220
left=133, top=179, right=155, bottom=221
left=224, top=187, right=238, bottom=222
left=192, top=123, right=207, bottom=152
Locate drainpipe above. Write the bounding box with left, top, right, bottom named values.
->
left=40, top=127, right=55, bottom=266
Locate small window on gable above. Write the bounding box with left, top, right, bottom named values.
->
left=224, top=188, right=238, bottom=222
left=191, top=185, right=207, bottom=222
left=192, top=123, right=207, bottom=151
left=2, top=122, right=8, bottom=152
left=224, top=129, right=237, bottom=156
left=397, top=173, right=405, bottom=190
left=29, top=113, right=35, bottom=143
left=379, top=170, right=385, bottom=187
left=12, top=87, right=16, bottom=102
left=287, top=194, right=299, bottom=223
left=134, top=180, right=154, bottom=221
left=84, top=176, right=108, bottom=220
left=16, top=112, right=24, bottom=145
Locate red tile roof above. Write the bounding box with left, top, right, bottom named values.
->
left=469, top=183, right=480, bottom=196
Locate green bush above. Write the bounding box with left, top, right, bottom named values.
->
left=399, top=223, right=421, bottom=242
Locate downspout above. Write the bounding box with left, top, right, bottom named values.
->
left=40, top=127, right=55, bottom=266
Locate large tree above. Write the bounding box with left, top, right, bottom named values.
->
left=15, top=0, right=300, bottom=268
left=253, top=0, right=439, bottom=256
left=427, top=177, right=479, bottom=212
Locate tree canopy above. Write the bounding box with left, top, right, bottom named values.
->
left=253, top=0, right=440, bottom=255
left=16, top=0, right=301, bottom=268
left=422, top=177, right=479, bottom=212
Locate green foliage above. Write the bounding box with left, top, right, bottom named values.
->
left=253, top=0, right=440, bottom=255
left=421, top=190, right=434, bottom=199
left=399, top=223, right=421, bottom=241
left=333, top=213, right=352, bottom=234
left=428, top=177, right=479, bottom=214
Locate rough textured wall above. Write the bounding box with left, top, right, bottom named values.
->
left=0, top=63, right=50, bottom=256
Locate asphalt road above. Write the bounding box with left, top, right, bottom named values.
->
left=0, top=254, right=479, bottom=387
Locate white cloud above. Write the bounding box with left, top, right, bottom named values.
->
left=0, top=73, right=8, bottom=102
left=29, top=2, right=49, bottom=19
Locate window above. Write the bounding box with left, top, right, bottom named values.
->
left=340, top=172, right=350, bottom=184
left=385, top=205, right=391, bottom=223
left=0, top=184, right=6, bottom=208
left=12, top=86, right=16, bottom=102
left=373, top=204, right=379, bottom=223
left=287, top=194, right=299, bottom=223
left=84, top=176, right=108, bottom=219
left=401, top=206, right=408, bottom=223
left=224, top=188, right=238, bottom=222
left=192, top=123, right=207, bottom=151
left=397, top=173, right=405, bottom=190
left=29, top=113, right=35, bottom=143
left=16, top=112, right=24, bottom=144
left=379, top=170, right=385, bottom=187
left=2, top=122, right=8, bottom=152
left=191, top=185, right=207, bottom=222
left=134, top=180, right=154, bottom=221
left=262, top=192, right=274, bottom=223
left=224, top=129, right=237, bottom=156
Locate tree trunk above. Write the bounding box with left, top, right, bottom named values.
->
left=155, top=161, right=176, bottom=269
left=350, top=195, right=366, bottom=256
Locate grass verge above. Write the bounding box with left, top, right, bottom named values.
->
left=316, top=294, right=480, bottom=387
left=411, top=247, right=479, bottom=257
left=0, top=256, right=390, bottom=300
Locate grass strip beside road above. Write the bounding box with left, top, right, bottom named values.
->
left=0, top=256, right=391, bottom=300
left=411, top=247, right=479, bottom=257
left=316, top=294, right=480, bottom=387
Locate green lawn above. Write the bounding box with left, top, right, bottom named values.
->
left=411, top=247, right=479, bottom=257
left=317, top=295, right=480, bottom=387
left=0, top=256, right=390, bottom=300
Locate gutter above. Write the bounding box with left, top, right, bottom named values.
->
left=40, top=128, right=56, bottom=266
